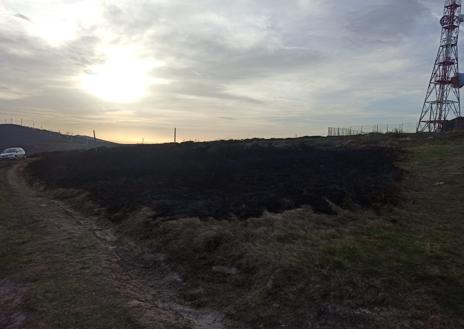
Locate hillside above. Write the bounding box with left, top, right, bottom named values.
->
left=0, top=124, right=114, bottom=154
left=2, top=132, right=464, bottom=328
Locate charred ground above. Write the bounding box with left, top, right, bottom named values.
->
left=27, top=138, right=401, bottom=220
left=22, top=133, right=464, bottom=328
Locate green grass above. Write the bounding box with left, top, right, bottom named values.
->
left=317, top=135, right=464, bottom=316
left=0, top=172, right=141, bottom=328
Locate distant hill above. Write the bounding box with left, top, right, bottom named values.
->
left=0, top=124, right=115, bottom=154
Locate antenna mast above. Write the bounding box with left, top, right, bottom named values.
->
left=418, top=0, right=463, bottom=132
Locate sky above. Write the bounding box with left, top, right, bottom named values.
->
left=0, top=0, right=452, bottom=143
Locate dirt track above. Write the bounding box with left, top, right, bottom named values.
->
left=0, top=161, right=230, bottom=329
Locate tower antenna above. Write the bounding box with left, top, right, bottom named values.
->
left=418, top=0, right=463, bottom=132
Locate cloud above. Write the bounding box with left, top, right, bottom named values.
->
left=346, top=0, right=430, bottom=43
left=13, top=13, right=31, bottom=23
left=0, top=0, right=446, bottom=141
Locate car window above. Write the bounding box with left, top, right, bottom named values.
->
left=2, top=148, right=23, bottom=154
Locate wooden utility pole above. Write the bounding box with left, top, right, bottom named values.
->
left=93, top=130, right=98, bottom=152
left=174, top=128, right=177, bottom=143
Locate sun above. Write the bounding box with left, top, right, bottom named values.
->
left=80, top=48, right=164, bottom=103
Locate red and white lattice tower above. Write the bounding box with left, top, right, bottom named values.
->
left=418, top=0, right=464, bottom=132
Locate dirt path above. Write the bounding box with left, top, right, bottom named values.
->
left=0, top=162, right=230, bottom=329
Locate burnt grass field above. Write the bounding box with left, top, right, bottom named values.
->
left=23, top=134, right=464, bottom=328
left=27, top=138, right=402, bottom=220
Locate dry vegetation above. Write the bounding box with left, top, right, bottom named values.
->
left=24, top=133, right=464, bottom=328
left=0, top=161, right=141, bottom=329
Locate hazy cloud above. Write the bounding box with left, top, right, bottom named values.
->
left=346, top=0, right=429, bottom=43
left=0, top=0, right=448, bottom=142
left=13, top=13, right=31, bottom=23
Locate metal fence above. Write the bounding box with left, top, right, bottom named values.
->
left=328, top=123, right=417, bottom=137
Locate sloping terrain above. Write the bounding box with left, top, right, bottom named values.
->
left=0, top=124, right=114, bottom=154
left=4, top=132, right=464, bottom=328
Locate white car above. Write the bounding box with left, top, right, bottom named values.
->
left=0, top=147, right=27, bottom=160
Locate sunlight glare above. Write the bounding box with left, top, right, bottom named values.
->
left=80, top=48, right=165, bottom=103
